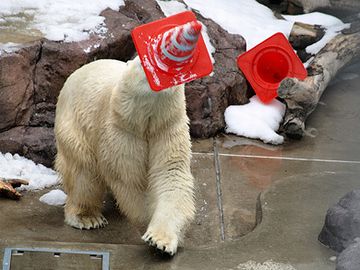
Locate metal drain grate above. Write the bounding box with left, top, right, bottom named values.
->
left=2, top=248, right=110, bottom=270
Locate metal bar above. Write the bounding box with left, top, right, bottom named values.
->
left=2, top=247, right=110, bottom=270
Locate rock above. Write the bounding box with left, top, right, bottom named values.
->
left=186, top=14, right=248, bottom=138
left=120, top=0, right=164, bottom=23
left=34, top=8, right=139, bottom=105
left=336, top=240, right=360, bottom=270
left=0, top=126, right=55, bottom=168
left=29, top=102, right=56, bottom=127
left=0, top=42, right=41, bottom=132
left=0, top=7, right=140, bottom=166
left=318, top=189, right=360, bottom=252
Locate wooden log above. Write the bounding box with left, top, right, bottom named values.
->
left=288, top=22, right=326, bottom=62
left=0, top=178, right=28, bottom=200
left=278, top=24, right=360, bottom=138
left=289, top=22, right=325, bottom=50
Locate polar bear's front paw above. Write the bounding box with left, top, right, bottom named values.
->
left=65, top=213, right=108, bottom=230
left=142, top=227, right=178, bottom=256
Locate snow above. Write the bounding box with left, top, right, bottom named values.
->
left=156, top=0, right=216, bottom=64
left=0, top=0, right=125, bottom=43
left=156, top=0, right=188, bottom=17
left=284, top=12, right=350, bottom=54
left=283, top=12, right=344, bottom=27
left=0, top=42, right=21, bottom=55
left=0, top=152, right=59, bottom=191
left=84, top=43, right=101, bottom=54
left=303, top=56, right=314, bottom=68
left=184, top=0, right=292, bottom=50
left=183, top=0, right=348, bottom=53
left=39, top=189, right=67, bottom=206
left=200, top=23, right=216, bottom=64
left=225, top=96, right=286, bottom=145
left=305, top=24, right=349, bottom=55
left=236, top=260, right=296, bottom=270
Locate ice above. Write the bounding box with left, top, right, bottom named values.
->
left=237, top=260, right=296, bottom=270
left=39, top=189, right=67, bottom=206
left=184, top=0, right=347, bottom=53
left=0, top=0, right=125, bottom=44
left=0, top=152, right=59, bottom=191
left=284, top=12, right=349, bottom=55
left=184, top=0, right=293, bottom=50
left=305, top=24, right=349, bottom=55
left=283, top=12, right=344, bottom=27
left=225, top=96, right=286, bottom=145
left=156, top=0, right=189, bottom=17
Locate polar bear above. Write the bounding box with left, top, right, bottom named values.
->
left=54, top=56, right=195, bottom=256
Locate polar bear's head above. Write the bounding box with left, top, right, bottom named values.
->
left=123, top=56, right=185, bottom=96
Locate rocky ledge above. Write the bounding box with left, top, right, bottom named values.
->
left=0, top=0, right=248, bottom=166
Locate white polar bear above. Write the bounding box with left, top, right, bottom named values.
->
left=54, top=56, right=195, bottom=256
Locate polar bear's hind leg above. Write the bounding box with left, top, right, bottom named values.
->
left=58, top=157, right=108, bottom=230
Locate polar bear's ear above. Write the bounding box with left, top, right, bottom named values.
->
left=131, top=11, right=213, bottom=92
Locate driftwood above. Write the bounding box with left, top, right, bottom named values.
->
left=278, top=20, right=360, bottom=138
left=0, top=178, right=28, bottom=200
left=289, top=22, right=325, bottom=50
left=289, top=22, right=326, bottom=62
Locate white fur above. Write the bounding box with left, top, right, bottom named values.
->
left=54, top=56, right=195, bottom=255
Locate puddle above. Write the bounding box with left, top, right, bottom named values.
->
left=303, top=127, right=318, bottom=138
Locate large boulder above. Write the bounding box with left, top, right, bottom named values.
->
left=0, top=42, right=41, bottom=131
left=0, top=126, right=55, bottom=168
left=0, top=0, right=248, bottom=166
left=319, top=190, right=360, bottom=270
left=336, top=240, right=360, bottom=270
left=186, top=14, right=247, bottom=138
left=33, top=8, right=139, bottom=110
left=318, top=189, right=360, bottom=252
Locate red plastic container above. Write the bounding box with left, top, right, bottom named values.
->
left=237, top=32, right=307, bottom=103
left=131, top=11, right=213, bottom=91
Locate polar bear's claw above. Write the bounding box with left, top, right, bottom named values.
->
left=65, top=213, right=108, bottom=230
left=142, top=229, right=178, bottom=256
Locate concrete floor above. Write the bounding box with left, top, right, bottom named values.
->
left=1, top=65, right=360, bottom=269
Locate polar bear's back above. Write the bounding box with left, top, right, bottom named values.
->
left=58, top=59, right=126, bottom=108
left=56, top=59, right=127, bottom=134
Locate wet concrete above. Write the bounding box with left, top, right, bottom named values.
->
left=1, top=66, right=360, bottom=269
